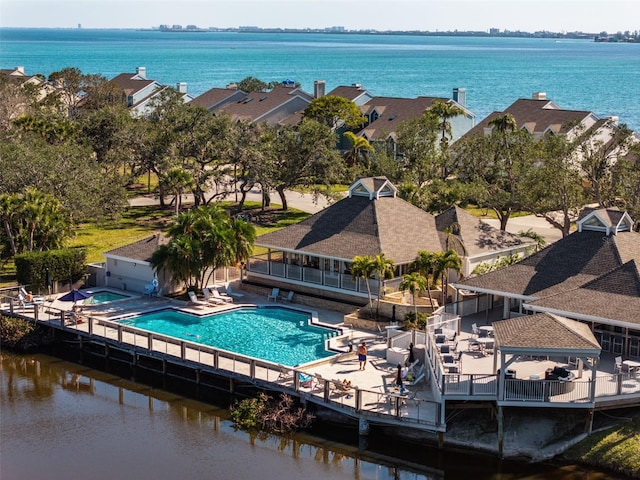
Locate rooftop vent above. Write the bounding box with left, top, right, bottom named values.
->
left=532, top=92, right=547, bottom=100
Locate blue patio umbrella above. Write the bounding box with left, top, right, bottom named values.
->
left=58, top=289, right=92, bottom=303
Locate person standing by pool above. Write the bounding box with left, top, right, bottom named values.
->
left=357, top=342, right=367, bottom=370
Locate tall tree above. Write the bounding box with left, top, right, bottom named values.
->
left=342, top=131, right=374, bottom=169
left=151, top=205, right=255, bottom=290
left=433, top=249, right=462, bottom=306
left=372, top=253, right=395, bottom=316
left=455, top=124, right=537, bottom=231
left=411, top=250, right=437, bottom=308
left=351, top=255, right=376, bottom=316
left=429, top=100, right=465, bottom=178
left=303, top=96, right=365, bottom=131
left=160, top=167, right=196, bottom=215
left=399, top=272, right=428, bottom=317
left=525, top=133, right=586, bottom=237
left=395, top=112, right=440, bottom=187
left=272, top=119, right=342, bottom=211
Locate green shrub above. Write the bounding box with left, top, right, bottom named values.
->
left=405, top=311, right=427, bottom=330
left=231, top=392, right=314, bottom=433
left=0, top=315, right=52, bottom=351
left=15, top=248, right=87, bottom=290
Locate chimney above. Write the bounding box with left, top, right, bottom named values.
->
left=453, top=87, right=466, bottom=107
left=532, top=92, right=547, bottom=100
left=136, top=66, right=146, bottom=79
left=15, top=66, right=25, bottom=75
left=314, top=80, right=326, bottom=98
left=176, top=82, right=187, bottom=94
left=226, top=83, right=238, bottom=90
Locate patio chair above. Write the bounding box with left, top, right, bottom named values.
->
left=224, top=283, right=245, bottom=299
left=471, top=323, right=480, bottom=338
left=614, top=356, right=623, bottom=373
left=279, top=290, right=294, bottom=303
left=267, top=288, right=280, bottom=302
left=276, top=364, right=293, bottom=382
left=209, top=287, right=234, bottom=303
left=202, top=288, right=227, bottom=305
left=187, top=291, right=208, bottom=309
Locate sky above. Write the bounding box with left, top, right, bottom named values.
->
left=1, top=0, right=638, bottom=33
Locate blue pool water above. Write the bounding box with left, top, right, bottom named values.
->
left=120, top=307, right=337, bottom=366
left=84, top=291, right=130, bottom=304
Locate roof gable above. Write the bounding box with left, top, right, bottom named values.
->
left=104, top=234, right=168, bottom=263
left=577, top=207, right=634, bottom=235
left=349, top=176, right=397, bottom=199
left=493, top=312, right=601, bottom=352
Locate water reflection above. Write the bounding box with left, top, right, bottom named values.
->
left=0, top=353, right=625, bottom=480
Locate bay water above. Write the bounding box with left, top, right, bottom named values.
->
left=1, top=28, right=639, bottom=131
left=0, top=352, right=626, bottom=479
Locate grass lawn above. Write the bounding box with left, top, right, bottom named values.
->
left=464, top=205, right=531, bottom=219
left=563, top=412, right=640, bottom=478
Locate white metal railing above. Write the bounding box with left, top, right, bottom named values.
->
left=286, top=264, right=302, bottom=281
left=303, top=267, right=322, bottom=284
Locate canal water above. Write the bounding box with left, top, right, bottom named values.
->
left=0, top=352, right=626, bottom=480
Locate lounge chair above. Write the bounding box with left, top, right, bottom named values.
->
left=224, top=284, right=245, bottom=299
left=276, top=364, right=293, bottom=382
left=404, top=365, right=426, bottom=386
left=202, top=287, right=229, bottom=305
left=187, top=291, right=208, bottom=309
left=279, top=290, right=294, bottom=303
left=17, top=293, right=36, bottom=309
left=267, top=288, right=280, bottom=302
left=210, top=287, right=234, bottom=303
left=19, top=287, right=45, bottom=304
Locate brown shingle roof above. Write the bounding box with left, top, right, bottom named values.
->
left=360, top=96, right=448, bottom=140
left=110, top=73, right=155, bottom=96
left=189, top=87, right=246, bottom=110
left=256, top=194, right=443, bottom=263
left=462, top=98, right=593, bottom=138
left=435, top=206, right=532, bottom=257
left=528, top=260, right=640, bottom=325
left=493, top=312, right=601, bottom=351
left=104, top=234, right=168, bottom=263
left=217, top=86, right=312, bottom=124
left=256, top=179, right=532, bottom=264
left=458, top=230, right=622, bottom=298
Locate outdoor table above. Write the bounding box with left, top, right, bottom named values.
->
left=476, top=337, right=495, bottom=355
left=479, top=325, right=494, bottom=337
left=623, top=359, right=640, bottom=374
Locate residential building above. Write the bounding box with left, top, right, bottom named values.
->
left=452, top=207, right=640, bottom=359
left=109, top=67, right=193, bottom=116
left=247, top=177, right=534, bottom=304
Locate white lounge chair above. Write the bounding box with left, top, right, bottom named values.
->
left=209, top=287, right=233, bottom=304
left=19, top=287, right=45, bottom=304
left=224, top=284, right=245, bottom=299
left=279, top=290, right=294, bottom=302
left=404, top=365, right=426, bottom=386
left=187, top=291, right=208, bottom=309
left=202, top=288, right=226, bottom=305
left=144, top=279, right=158, bottom=296
left=267, top=288, right=279, bottom=302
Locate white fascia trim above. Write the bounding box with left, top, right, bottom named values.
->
left=103, top=254, right=151, bottom=266
left=525, top=304, right=636, bottom=329
left=451, top=284, right=537, bottom=301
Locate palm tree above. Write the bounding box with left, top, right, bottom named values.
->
left=372, top=253, right=395, bottom=316
left=151, top=204, right=255, bottom=291
left=429, top=99, right=464, bottom=150
left=433, top=249, right=462, bottom=306
left=488, top=113, right=518, bottom=135
left=399, top=272, right=427, bottom=316
left=343, top=131, right=374, bottom=169
left=412, top=250, right=437, bottom=308
left=351, top=255, right=376, bottom=316
left=160, top=167, right=195, bottom=215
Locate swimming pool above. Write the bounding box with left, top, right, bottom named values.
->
left=119, top=307, right=338, bottom=366
left=83, top=291, right=131, bottom=305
